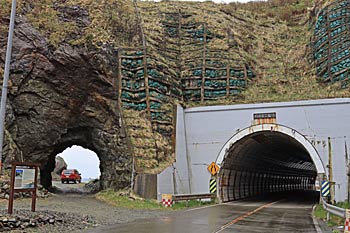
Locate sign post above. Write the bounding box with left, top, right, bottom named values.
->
left=8, top=162, right=39, bottom=214
left=207, top=162, right=219, bottom=196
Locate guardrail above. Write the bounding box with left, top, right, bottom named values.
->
left=172, top=193, right=216, bottom=202
left=321, top=197, right=346, bottom=218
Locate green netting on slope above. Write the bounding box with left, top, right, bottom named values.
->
left=165, top=26, right=178, bottom=37
left=206, top=60, right=226, bottom=67
left=121, top=58, right=143, bottom=69
left=121, top=90, right=146, bottom=100
left=150, top=101, right=161, bottom=110
left=204, top=80, right=226, bottom=88
left=192, top=69, right=202, bottom=76
left=120, top=50, right=148, bottom=111
left=205, top=69, right=227, bottom=77
left=148, top=80, right=168, bottom=93
left=122, top=102, right=147, bottom=111
left=151, top=111, right=171, bottom=122
left=183, top=89, right=201, bottom=101
left=204, top=90, right=226, bottom=98
left=313, top=0, right=350, bottom=85
left=230, top=79, right=246, bottom=87
left=170, top=87, right=181, bottom=97
left=120, top=49, right=176, bottom=143
left=121, top=6, right=258, bottom=122
left=148, top=68, right=164, bottom=79
left=150, top=90, right=167, bottom=101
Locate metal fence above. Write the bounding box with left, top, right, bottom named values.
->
left=172, top=193, right=216, bottom=202
left=321, top=197, right=346, bottom=218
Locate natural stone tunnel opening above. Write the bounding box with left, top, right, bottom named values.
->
left=54, top=145, right=101, bottom=183
left=41, top=141, right=102, bottom=190
left=39, top=127, right=132, bottom=191
left=218, top=129, right=320, bottom=202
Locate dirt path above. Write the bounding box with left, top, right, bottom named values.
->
left=0, top=187, right=174, bottom=232
left=51, top=181, right=88, bottom=194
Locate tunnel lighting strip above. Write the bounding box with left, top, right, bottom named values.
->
left=224, top=149, right=316, bottom=173
left=214, top=200, right=282, bottom=233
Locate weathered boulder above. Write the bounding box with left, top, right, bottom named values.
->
left=0, top=14, right=132, bottom=190
left=51, top=156, right=67, bottom=181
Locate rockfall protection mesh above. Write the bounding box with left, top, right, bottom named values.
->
left=118, top=3, right=256, bottom=171
left=313, top=0, right=350, bottom=87
left=119, top=8, right=256, bottom=131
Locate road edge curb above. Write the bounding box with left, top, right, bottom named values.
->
left=312, top=204, right=324, bottom=233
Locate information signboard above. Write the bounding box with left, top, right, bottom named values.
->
left=15, top=166, right=35, bottom=189
left=8, top=162, right=39, bottom=214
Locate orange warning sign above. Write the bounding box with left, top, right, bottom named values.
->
left=207, top=162, right=219, bottom=176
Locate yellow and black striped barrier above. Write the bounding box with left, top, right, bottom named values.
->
left=210, top=178, right=217, bottom=193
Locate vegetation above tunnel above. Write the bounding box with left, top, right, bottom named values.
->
left=0, top=0, right=349, bottom=176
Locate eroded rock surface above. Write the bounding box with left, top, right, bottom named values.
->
left=0, top=15, right=131, bottom=190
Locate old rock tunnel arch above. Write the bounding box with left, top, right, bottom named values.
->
left=42, top=142, right=103, bottom=189
left=216, top=124, right=326, bottom=202
left=39, top=126, right=132, bottom=190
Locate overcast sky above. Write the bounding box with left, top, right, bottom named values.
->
left=57, top=145, right=100, bottom=180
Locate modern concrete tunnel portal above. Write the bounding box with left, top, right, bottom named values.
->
left=216, top=124, right=326, bottom=202
left=157, top=99, right=350, bottom=202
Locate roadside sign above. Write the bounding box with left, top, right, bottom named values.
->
left=207, top=162, right=219, bottom=176
left=321, top=181, right=330, bottom=197
left=210, top=179, right=217, bottom=193
left=161, top=194, right=173, bottom=207
left=8, top=162, right=39, bottom=214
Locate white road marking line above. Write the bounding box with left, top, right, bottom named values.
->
left=185, top=203, right=223, bottom=212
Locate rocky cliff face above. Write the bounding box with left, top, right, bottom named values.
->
left=52, top=156, right=67, bottom=181
left=0, top=14, right=131, bottom=189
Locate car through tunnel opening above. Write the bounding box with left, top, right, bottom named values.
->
left=42, top=144, right=101, bottom=194
left=218, top=130, right=319, bottom=202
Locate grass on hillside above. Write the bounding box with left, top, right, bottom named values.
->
left=96, top=189, right=215, bottom=210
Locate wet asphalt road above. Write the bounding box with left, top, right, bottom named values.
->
left=88, top=191, right=319, bottom=233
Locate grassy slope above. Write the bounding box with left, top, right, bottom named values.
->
left=184, top=0, right=349, bottom=106
left=237, top=0, right=349, bottom=104
left=96, top=189, right=215, bottom=209
left=1, top=0, right=349, bottom=103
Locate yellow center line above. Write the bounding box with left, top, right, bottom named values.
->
left=214, top=199, right=282, bottom=233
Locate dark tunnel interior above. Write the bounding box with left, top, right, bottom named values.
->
left=218, top=131, right=318, bottom=202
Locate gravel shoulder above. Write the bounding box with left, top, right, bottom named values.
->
left=0, top=183, right=175, bottom=232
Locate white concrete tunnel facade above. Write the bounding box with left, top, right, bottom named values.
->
left=157, top=98, right=350, bottom=202
left=216, top=124, right=324, bottom=202
left=216, top=124, right=325, bottom=174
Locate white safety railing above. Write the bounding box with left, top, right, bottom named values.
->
left=321, top=197, right=346, bottom=218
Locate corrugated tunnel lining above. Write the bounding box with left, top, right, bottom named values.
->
left=219, top=131, right=317, bottom=202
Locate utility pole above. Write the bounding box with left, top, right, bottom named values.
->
left=0, top=0, right=17, bottom=172
left=345, top=139, right=349, bottom=202
left=328, top=137, right=334, bottom=204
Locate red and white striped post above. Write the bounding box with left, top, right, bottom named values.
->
left=344, top=209, right=350, bottom=233
left=161, top=194, right=173, bottom=207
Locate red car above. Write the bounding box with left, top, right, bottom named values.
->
left=61, top=169, right=82, bottom=184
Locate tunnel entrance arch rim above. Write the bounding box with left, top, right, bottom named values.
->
left=215, top=123, right=326, bottom=174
